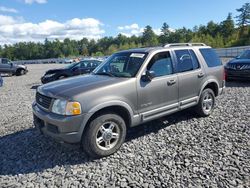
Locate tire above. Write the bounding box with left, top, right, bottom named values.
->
left=82, top=113, right=127, bottom=158
left=195, top=88, right=215, bottom=117
left=20, top=69, right=25, bottom=75
left=16, top=69, right=25, bottom=76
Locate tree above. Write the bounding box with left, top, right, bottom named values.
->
left=161, top=22, right=170, bottom=36
left=81, top=47, right=89, bottom=56
left=206, top=21, right=220, bottom=37
left=220, top=13, right=235, bottom=38
left=159, top=22, right=171, bottom=44
left=141, top=25, right=158, bottom=46
left=236, top=3, right=250, bottom=35
left=106, top=44, right=118, bottom=55
left=236, top=3, right=250, bottom=27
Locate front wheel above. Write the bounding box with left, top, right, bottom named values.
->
left=82, top=113, right=127, bottom=158
left=195, top=88, right=215, bottom=117
left=16, top=69, right=25, bottom=76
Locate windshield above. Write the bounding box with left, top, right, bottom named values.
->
left=64, top=62, right=78, bottom=69
left=238, top=50, right=250, bottom=59
left=93, top=52, right=148, bottom=78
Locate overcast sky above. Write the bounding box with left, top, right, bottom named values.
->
left=0, top=0, right=248, bottom=45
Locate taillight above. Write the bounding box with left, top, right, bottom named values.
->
left=223, top=68, right=227, bottom=81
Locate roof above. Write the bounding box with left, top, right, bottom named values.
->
left=118, top=43, right=210, bottom=54
left=118, top=47, right=165, bottom=54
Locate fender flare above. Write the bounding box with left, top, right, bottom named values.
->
left=199, top=79, right=219, bottom=97
left=78, top=100, right=134, bottom=137
left=88, top=100, right=134, bottom=119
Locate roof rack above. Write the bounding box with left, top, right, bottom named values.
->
left=163, top=43, right=206, bottom=47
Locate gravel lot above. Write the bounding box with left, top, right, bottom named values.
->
left=0, top=64, right=250, bottom=187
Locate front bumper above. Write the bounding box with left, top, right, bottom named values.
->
left=32, top=102, right=91, bottom=143
left=225, top=69, right=250, bottom=80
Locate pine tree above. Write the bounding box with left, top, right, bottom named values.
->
left=142, top=25, right=158, bottom=46
left=236, top=3, right=250, bottom=35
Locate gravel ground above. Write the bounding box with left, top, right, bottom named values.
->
left=0, top=64, right=250, bottom=188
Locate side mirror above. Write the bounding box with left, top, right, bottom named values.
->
left=10, top=62, right=13, bottom=67
left=141, top=70, right=155, bottom=82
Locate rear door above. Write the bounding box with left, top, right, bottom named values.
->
left=199, top=48, right=223, bottom=88
left=174, top=49, right=204, bottom=108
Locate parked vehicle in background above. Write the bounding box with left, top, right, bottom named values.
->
left=41, top=59, right=102, bottom=84
left=33, top=43, right=225, bottom=158
left=0, top=74, right=3, bottom=87
left=0, top=58, right=28, bottom=76
left=225, top=49, right=250, bottom=81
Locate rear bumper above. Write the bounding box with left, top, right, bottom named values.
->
left=218, top=80, right=225, bottom=95
left=32, top=102, right=92, bottom=143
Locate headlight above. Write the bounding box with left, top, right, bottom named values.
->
left=44, top=73, right=55, bottom=77
left=52, top=99, right=81, bottom=115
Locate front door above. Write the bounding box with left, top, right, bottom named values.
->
left=0, top=59, right=12, bottom=73
left=137, top=51, right=179, bottom=121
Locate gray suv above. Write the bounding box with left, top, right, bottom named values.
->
left=33, top=43, right=225, bottom=158
left=0, top=58, right=28, bottom=76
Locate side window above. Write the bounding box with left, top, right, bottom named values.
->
left=93, top=61, right=100, bottom=67
left=175, top=50, right=193, bottom=72
left=147, top=52, right=173, bottom=77
left=2, top=59, right=8, bottom=64
left=199, top=48, right=222, bottom=67
left=189, top=50, right=200, bottom=69
left=80, top=61, right=87, bottom=68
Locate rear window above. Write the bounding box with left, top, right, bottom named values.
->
left=199, top=48, right=222, bottom=67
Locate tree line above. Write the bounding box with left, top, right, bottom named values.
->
left=0, top=2, right=250, bottom=60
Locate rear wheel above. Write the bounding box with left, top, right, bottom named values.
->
left=82, top=113, right=127, bottom=158
left=195, top=88, right=215, bottom=117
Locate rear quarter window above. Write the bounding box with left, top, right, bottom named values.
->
left=199, top=48, right=222, bottom=67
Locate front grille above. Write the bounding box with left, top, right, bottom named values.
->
left=36, top=92, right=52, bottom=109
left=228, top=64, right=250, bottom=70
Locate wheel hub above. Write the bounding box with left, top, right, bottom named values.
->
left=96, top=122, right=120, bottom=151
left=103, top=130, right=113, bottom=141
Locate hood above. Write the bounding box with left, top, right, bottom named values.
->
left=38, top=74, right=128, bottom=99
left=228, top=58, right=250, bottom=64
left=45, top=68, right=66, bottom=75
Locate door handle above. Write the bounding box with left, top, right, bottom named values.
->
left=198, top=72, right=205, bottom=78
left=167, top=79, right=176, bottom=85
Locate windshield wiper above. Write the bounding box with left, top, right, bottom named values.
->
left=94, top=72, right=115, bottom=77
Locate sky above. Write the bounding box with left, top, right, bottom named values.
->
left=0, top=0, right=248, bottom=45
